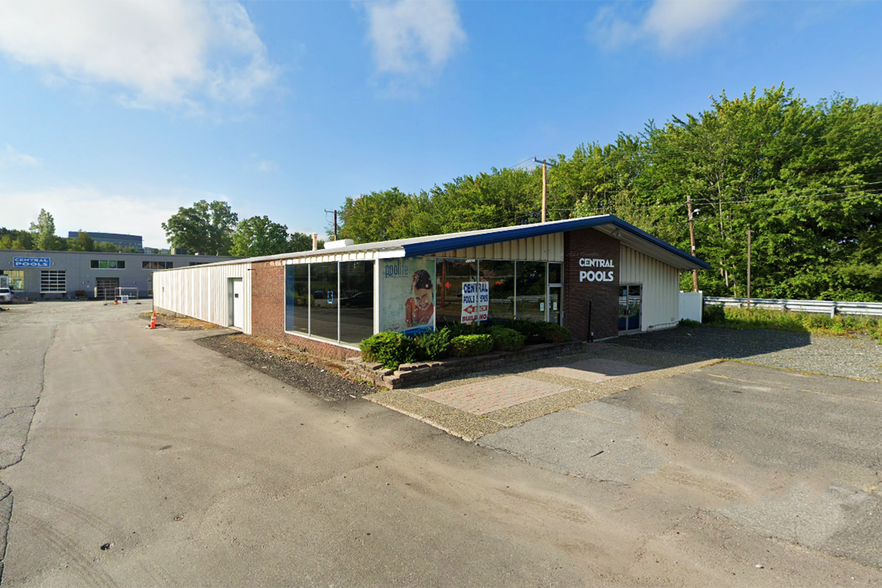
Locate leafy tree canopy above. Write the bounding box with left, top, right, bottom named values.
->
left=231, top=216, right=289, bottom=257
left=336, top=85, right=882, bottom=301
left=162, top=200, right=238, bottom=255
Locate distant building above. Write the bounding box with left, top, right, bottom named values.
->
left=68, top=231, right=143, bottom=252
left=0, top=250, right=237, bottom=300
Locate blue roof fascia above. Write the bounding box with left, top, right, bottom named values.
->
left=401, top=215, right=710, bottom=269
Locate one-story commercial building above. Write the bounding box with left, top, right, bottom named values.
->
left=153, top=215, right=709, bottom=358
left=0, top=250, right=237, bottom=300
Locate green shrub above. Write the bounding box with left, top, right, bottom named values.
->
left=700, top=304, right=882, bottom=344
left=449, top=334, right=494, bottom=357
left=360, top=331, right=418, bottom=370
left=679, top=318, right=701, bottom=327
left=439, top=319, right=489, bottom=338
left=414, top=327, right=452, bottom=360
left=534, top=322, right=572, bottom=343
left=489, top=326, right=526, bottom=351
left=702, top=305, right=726, bottom=323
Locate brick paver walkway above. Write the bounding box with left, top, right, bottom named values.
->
left=419, top=376, right=570, bottom=415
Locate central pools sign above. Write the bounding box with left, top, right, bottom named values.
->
left=578, top=258, right=615, bottom=282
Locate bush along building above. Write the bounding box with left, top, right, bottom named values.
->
left=152, top=215, right=709, bottom=359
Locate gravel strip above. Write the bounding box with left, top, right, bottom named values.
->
left=608, top=325, right=882, bottom=382
left=196, top=333, right=379, bottom=401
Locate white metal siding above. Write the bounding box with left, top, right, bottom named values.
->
left=153, top=262, right=252, bottom=334
left=430, top=233, right=564, bottom=261
left=619, top=245, right=679, bottom=331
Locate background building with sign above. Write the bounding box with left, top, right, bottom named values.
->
left=0, top=250, right=237, bottom=300
left=152, top=215, right=709, bottom=359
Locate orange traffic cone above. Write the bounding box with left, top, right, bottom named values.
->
left=148, top=311, right=157, bottom=329
left=114, top=298, right=119, bottom=305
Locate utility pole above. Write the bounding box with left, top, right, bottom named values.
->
left=747, top=229, right=753, bottom=309
left=686, top=194, right=698, bottom=292
left=324, top=209, right=338, bottom=240
left=533, top=157, right=558, bottom=223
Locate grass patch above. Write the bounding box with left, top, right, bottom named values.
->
left=702, top=305, right=882, bottom=342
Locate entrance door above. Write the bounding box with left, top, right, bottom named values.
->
left=548, top=286, right=562, bottom=325
left=618, top=285, right=642, bottom=332
left=96, top=277, right=119, bottom=300
left=230, top=279, right=244, bottom=329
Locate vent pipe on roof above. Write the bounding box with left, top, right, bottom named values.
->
left=311, top=233, right=318, bottom=251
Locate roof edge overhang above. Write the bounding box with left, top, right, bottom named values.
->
left=154, top=215, right=709, bottom=272
left=400, top=215, right=710, bottom=270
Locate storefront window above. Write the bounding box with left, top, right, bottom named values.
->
left=285, top=264, right=309, bottom=334
left=479, top=260, right=514, bottom=321
left=515, top=261, right=546, bottom=322
left=3, top=271, right=24, bottom=291
left=435, top=258, right=477, bottom=325
left=310, top=262, right=338, bottom=340
left=340, top=261, right=374, bottom=345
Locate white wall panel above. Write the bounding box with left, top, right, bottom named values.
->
left=620, top=245, right=680, bottom=331
left=153, top=262, right=252, bottom=334
left=430, top=233, right=563, bottom=261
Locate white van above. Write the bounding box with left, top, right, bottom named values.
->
left=0, top=287, right=13, bottom=304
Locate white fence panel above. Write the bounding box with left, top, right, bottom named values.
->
left=705, top=297, right=882, bottom=318
left=679, top=291, right=703, bottom=322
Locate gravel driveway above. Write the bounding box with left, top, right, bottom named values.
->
left=607, top=325, right=882, bottom=382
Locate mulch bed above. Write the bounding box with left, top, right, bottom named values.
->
left=196, top=333, right=379, bottom=401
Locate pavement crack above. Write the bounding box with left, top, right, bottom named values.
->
left=0, top=323, right=58, bottom=585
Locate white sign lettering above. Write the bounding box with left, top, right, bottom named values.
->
left=577, top=258, right=615, bottom=282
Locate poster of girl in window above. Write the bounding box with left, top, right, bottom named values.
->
left=379, top=257, right=435, bottom=335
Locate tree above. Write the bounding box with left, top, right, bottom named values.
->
left=230, top=216, right=289, bottom=257
left=288, top=231, right=324, bottom=252
left=0, top=228, right=34, bottom=250
left=29, top=209, right=61, bottom=251
left=161, top=200, right=238, bottom=255
left=67, top=230, right=95, bottom=252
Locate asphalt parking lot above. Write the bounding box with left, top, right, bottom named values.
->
left=1, top=301, right=880, bottom=586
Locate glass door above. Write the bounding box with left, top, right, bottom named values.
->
left=548, top=286, right=562, bottom=325
left=618, top=284, right=642, bottom=332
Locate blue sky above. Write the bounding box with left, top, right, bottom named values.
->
left=2, top=0, right=881, bottom=248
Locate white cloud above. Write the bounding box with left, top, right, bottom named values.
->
left=0, top=0, right=276, bottom=109
left=0, top=144, right=39, bottom=169
left=257, top=160, right=279, bottom=172
left=364, top=0, right=466, bottom=79
left=2, top=185, right=233, bottom=248
left=589, top=0, right=747, bottom=52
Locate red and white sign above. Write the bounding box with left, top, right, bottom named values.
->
left=461, top=281, right=490, bottom=324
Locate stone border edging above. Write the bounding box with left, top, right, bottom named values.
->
left=345, top=340, right=588, bottom=389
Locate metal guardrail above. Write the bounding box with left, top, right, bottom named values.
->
left=705, top=296, right=882, bottom=318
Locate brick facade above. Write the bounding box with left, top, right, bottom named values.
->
left=250, top=260, right=360, bottom=361
left=563, top=228, right=620, bottom=341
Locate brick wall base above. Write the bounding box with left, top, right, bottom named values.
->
left=249, top=260, right=360, bottom=361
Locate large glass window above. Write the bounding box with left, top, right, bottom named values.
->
left=479, top=260, right=515, bottom=321
left=435, top=259, right=477, bottom=325
left=310, top=262, right=338, bottom=340
left=285, top=264, right=309, bottom=334
left=515, top=261, right=546, bottom=322
left=340, top=261, right=374, bottom=345
left=92, top=260, right=126, bottom=269
left=142, top=261, right=173, bottom=269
